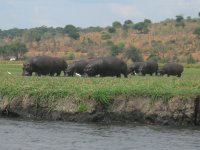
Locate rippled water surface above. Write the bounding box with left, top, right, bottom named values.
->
left=0, top=118, right=199, bottom=150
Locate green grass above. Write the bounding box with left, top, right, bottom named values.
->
left=0, top=63, right=200, bottom=106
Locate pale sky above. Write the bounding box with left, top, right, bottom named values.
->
left=0, top=0, right=199, bottom=30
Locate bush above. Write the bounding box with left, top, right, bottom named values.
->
left=66, top=52, right=75, bottom=60
left=101, top=32, right=111, bottom=40
left=194, top=27, right=200, bottom=38
left=187, top=54, right=196, bottom=64
left=64, top=24, right=80, bottom=40
left=108, top=27, right=116, bottom=33
left=125, top=46, right=143, bottom=62
left=133, top=22, right=149, bottom=33
left=109, top=42, right=125, bottom=56
left=112, top=21, right=122, bottom=28
left=123, top=20, right=134, bottom=30
left=68, top=31, right=80, bottom=40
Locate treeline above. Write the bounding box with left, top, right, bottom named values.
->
left=0, top=18, right=153, bottom=41
left=0, top=14, right=200, bottom=63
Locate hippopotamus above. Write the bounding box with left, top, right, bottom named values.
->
left=66, top=60, right=89, bottom=76
left=159, top=62, right=184, bottom=77
left=22, top=56, right=68, bottom=76
left=52, top=57, right=68, bottom=76
left=128, top=62, right=145, bottom=75
left=139, top=60, right=158, bottom=76
left=84, top=56, right=128, bottom=77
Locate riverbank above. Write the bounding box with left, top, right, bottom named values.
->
left=0, top=64, right=200, bottom=125
left=0, top=95, right=199, bottom=126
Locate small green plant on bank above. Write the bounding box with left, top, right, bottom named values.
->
left=78, top=103, right=88, bottom=112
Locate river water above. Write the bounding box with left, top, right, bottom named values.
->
left=0, top=118, right=199, bottom=150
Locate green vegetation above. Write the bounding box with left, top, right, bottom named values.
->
left=78, top=103, right=88, bottom=112
left=133, top=19, right=151, bottom=33
left=101, top=32, right=111, bottom=40
left=187, top=54, right=196, bottom=64
left=0, top=16, right=200, bottom=63
left=64, top=24, right=80, bottom=40
left=0, top=42, right=27, bottom=60
left=107, top=27, right=116, bottom=33
left=66, top=52, right=75, bottom=60
left=109, top=42, right=125, bottom=56
left=125, top=46, right=143, bottom=62
left=112, top=21, right=122, bottom=28
left=193, top=27, right=200, bottom=38
left=0, top=63, right=200, bottom=108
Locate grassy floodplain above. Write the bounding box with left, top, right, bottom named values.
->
left=0, top=62, right=200, bottom=106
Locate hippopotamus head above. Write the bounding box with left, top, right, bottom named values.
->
left=22, top=63, right=33, bottom=76
left=84, top=64, right=97, bottom=76
left=158, top=68, right=165, bottom=76
left=127, top=65, right=134, bottom=74
left=65, top=64, right=74, bottom=76
left=138, top=63, right=146, bottom=74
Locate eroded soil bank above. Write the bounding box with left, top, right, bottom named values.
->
left=0, top=95, right=199, bottom=126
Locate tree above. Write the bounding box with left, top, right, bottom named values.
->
left=151, top=40, right=166, bottom=59
left=186, top=16, right=192, bottom=21
left=125, top=46, right=143, bottom=62
left=193, top=27, right=200, bottom=38
left=176, top=15, right=184, bottom=22
left=0, top=42, right=28, bottom=59
left=123, top=20, right=134, bottom=31
left=64, top=25, right=77, bottom=33
left=144, top=19, right=152, bottom=24
left=109, top=42, right=125, bottom=56
left=198, top=12, right=200, bottom=17
left=133, top=22, right=149, bottom=33
left=68, top=32, right=80, bottom=40
left=101, top=32, right=111, bottom=40
left=124, top=20, right=133, bottom=25
left=0, top=28, right=25, bottom=39
left=112, top=21, right=122, bottom=28
left=10, top=42, right=28, bottom=59
left=64, top=24, right=80, bottom=40
left=0, top=45, right=12, bottom=58
left=108, top=27, right=116, bottom=33
left=175, top=15, right=185, bottom=28
left=187, top=54, right=196, bottom=64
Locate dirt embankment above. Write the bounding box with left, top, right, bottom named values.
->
left=0, top=95, right=200, bottom=126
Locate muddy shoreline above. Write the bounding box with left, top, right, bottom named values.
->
left=0, top=95, right=200, bottom=126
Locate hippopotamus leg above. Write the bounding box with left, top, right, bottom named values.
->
left=50, top=72, right=54, bottom=76
left=36, top=72, right=42, bottom=76
left=116, top=74, right=121, bottom=78
left=177, top=74, right=181, bottom=77
left=131, top=72, right=135, bottom=75
left=56, top=72, right=61, bottom=76
left=124, top=73, right=128, bottom=78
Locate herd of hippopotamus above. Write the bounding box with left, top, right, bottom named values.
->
left=22, top=56, right=184, bottom=77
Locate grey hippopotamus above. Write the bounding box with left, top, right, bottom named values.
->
left=66, top=59, right=89, bottom=76
left=22, top=56, right=68, bottom=76
left=159, top=62, right=184, bottom=77
left=139, top=60, right=158, bottom=76
left=84, top=56, right=128, bottom=77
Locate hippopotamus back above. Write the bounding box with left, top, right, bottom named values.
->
left=139, top=60, right=158, bottom=76
left=84, top=56, right=128, bottom=77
